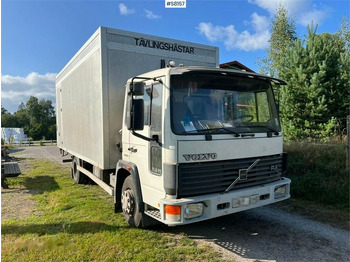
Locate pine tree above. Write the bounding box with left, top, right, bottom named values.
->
left=258, top=5, right=296, bottom=76
left=278, top=24, right=350, bottom=140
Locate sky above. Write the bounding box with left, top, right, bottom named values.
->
left=1, top=0, right=349, bottom=113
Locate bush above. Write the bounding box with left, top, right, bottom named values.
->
left=39, top=137, right=46, bottom=146
left=284, top=142, right=349, bottom=211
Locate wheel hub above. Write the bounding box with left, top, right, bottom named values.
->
left=121, top=189, right=135, bottom=217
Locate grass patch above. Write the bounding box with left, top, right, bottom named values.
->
left=284, top=142, right=349, bottom=212
left=2, top=160, right=226, bottom=262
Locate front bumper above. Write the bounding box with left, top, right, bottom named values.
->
left=150, top=178, right=291, bottom=226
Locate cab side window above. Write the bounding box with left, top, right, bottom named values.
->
left=151, top=83, right=162, bottom=133
left=144, top=85, right=151, bottom=126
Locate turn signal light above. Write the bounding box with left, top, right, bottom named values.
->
left=165, top=205, right=181, bottom=222
left=165, top=205, right=181, bottom=215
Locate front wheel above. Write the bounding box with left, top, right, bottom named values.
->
left=121, top=176, right=143, bottom=227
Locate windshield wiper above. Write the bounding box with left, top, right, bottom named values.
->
left=185, top=127, right=240, bottom=137
left=247, top=125, right=280, bottom=136
left=266, top=126, right=280, bottom=136
left=265, top=126, right=280, bottom=137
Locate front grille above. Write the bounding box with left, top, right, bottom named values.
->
left=178, top=154, right=283, bottom=198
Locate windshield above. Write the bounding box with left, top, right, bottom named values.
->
left=170, top=72, right=281, bottom=135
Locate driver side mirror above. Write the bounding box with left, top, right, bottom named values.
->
left=130, top=82, right=144, bottom=96
left=127, top=97, right=144, bottom=131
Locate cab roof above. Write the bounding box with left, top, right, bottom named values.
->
left=133, top=66, right=287, bottom=85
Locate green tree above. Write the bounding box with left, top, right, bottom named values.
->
left=1, top=97, right=56, bottom=141
left=278, top=25, right=350, bottom=140
left=258, top=5, right=297, bottom=76
left=1, top=106, right=8, bottom=115
left=25, top=96, right=56, bottom=140
left=1, top=106, right=19, bottom=127
left=14, top=104, right=30, bottom=135
left=259, top=8, right=349, bottom=141
left=338, top=17, right=350, bottom=50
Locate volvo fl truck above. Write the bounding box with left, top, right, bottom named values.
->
left=56, top=27, right=291, bottom=227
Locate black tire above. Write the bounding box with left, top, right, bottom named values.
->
left=121, top=176, right=143, bottom=228
left=1, top=178, right=9, bottom=189
left=72, top=157, right=86, bottom=184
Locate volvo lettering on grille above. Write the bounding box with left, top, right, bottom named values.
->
left=183, top=153, right=217, bottom=161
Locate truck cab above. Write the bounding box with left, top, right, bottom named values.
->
left=116, top=66, right=291, bottom=227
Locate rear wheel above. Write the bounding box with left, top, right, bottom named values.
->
left=121, top=176, right=143, bottom=227
left=72, top=157, right=86, bottom=184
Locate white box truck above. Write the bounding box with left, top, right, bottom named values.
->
left=56, top=27, right=291, bottom=227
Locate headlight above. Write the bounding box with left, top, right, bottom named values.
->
left=184, top=203, right=204, bottom=219
left=275, top=185, right=287, bottom=199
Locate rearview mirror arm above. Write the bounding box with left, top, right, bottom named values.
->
left=131, top=130, right=160, bottom=144
left=130, top=76, right=163, bottom=94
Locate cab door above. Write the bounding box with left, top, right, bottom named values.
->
left=128, top=79, right=164, bottom=207
left=128, top=79, right=151, bottom=171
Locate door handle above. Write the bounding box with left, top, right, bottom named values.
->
left=128, top=147, right=137, bottom=153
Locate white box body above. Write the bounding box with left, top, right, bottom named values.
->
left=56, top=27, right=219, bottom=169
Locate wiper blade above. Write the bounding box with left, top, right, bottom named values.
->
left=265, top=126, right=280, bottom=136
left=266, top=126, right=279, bottom=134
left=185, top=127, right=240, bottom=137
left=244, top=125, right=280, bottom=135
left=220, top=127, right=241, bottom=137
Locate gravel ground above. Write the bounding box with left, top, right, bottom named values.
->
left=1, top=146, right=69, bottom=220
left=8, top=146, right=71, bottom=164
left=170, top=206, right=349, bottom=262
left=2, top=146, right=350, bottom=262
left=1, top=188, right=41, bottom=220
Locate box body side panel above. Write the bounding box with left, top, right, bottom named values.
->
left=57, top=27, right=219, bottom=170
left=56, top=32, right=105, bottom=168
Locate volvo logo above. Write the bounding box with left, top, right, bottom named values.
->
left=225, top=159, right=261, bottom=192
left=183, top=153, right=217, bottom=161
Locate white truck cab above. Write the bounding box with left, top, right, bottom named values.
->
left=115, top=66, right=290, bottom=227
